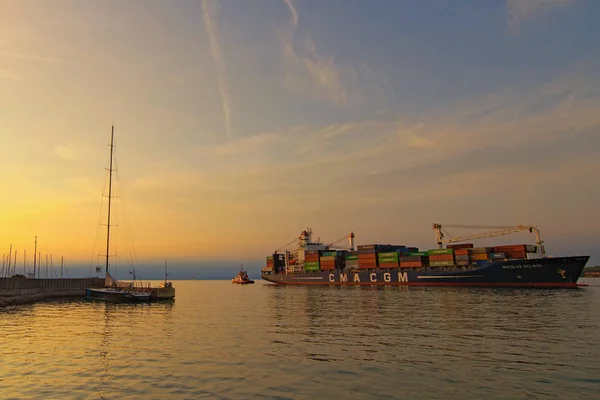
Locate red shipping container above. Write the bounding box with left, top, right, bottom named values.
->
left=379, top=262, right=399, bottom=268
left=359, top=262, right=377, bottom=269
left=400, top=261, right=423, bottom=268
left=447, top=243, right=474, bottom=249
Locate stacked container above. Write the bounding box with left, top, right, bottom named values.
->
left=447, top=243, right=474, bottom=250
left=400, top=255, right=429, bottom=268
left=267, top=254, right=286, bottom=273
left=378, top=251, right=400, bottom=268
left=345, top=251, right=359, bottom=269
left=357, top=244, right=379, bottom=269
left=428, top=248, right=455, bottom=267
left=319, top=251, right=345, bottom=270
left=469, top=247, right=493, bottom=263
left=266, top=256, right=274, bottom=271
left=454, top=248, right=470, bottom=266
left=492, top=245, right=527, bottom=259
left=304, top=250, right=321, bottom=272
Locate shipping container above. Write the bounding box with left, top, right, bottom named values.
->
left=469, top=247, right=493, bottom=254
left=454, top=248, right=470, bottom=255
left=320, top=256, right=337, bottom=262
left=319, top=264, right=335, bottom=271
left=428, top=248, right=454, bottom=255
left=400, top=261, right=424, bottom=268
left=345, top=254, right=359, bottom=260
left=470, top=253, right=489, bottom=261
left=378, top=252, right=400, bottom=259
left=400, top=255, right=427, bottom=262
left=447, top=243, right=474, bottom=249
left=359, top=262, right=378, bottom=269
left=305, top=261, right=320, bottom=268
left=322, top=251, right=338, bottom=257
left=493, top=244, right=527, bottom=252
left=379, top=262, right=399, bottom=268
left=429, top=254, right=454, bottom=261
left=430, top=260, right=455, bottom=267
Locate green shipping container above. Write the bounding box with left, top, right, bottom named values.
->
left=429, top=260, right=455, bottom=267
left=305, top=261, right=320, bottom=268
left=428, top=249, right=454, bottom=255
left=322, top=251, right=338, bottom=257
left=407, top=252, right=428, bottom=256
left=305, top=265, right=320, bottom=272
left=378, top=257, right=399, bottom=263
left=345, top=254, right=358, bottom=260
left=320, top=256, right=336, bottom=262
left=378, top=252, right=399, bottom=258
left=267, top=256, right=274, bottom=260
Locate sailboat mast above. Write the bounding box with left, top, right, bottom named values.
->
left=105, top=126, right=115, bottom=276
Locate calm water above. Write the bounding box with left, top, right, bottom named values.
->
left=1, top=279, right=600, bottom=399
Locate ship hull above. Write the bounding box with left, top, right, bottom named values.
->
left=86, top=288, right=151, bottom=303
left=261, top=256, right=589, bottom=288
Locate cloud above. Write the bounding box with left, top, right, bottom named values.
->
left=201, top=0, right=233, bottom=140
left=55, top=143, right=88, bottom=160
left=0, top=69, right=22, bottom=81
left=506, top=0, right=575, bottom=34
left=0, top=50, right=66, bottom=63
left=279, top=0, right=358, bottom=107
left=194, top=132, right=281, bottom=159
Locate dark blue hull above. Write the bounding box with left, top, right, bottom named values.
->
left=86, top=288, right=151, bottom=303
left=261, top=256, right=589, bottom=287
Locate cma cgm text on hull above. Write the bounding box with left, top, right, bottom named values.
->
left=261, top=226, right=589, bottom=288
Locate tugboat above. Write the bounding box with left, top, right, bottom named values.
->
left=232, top=266, right=255, bottom=284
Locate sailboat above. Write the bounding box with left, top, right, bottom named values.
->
left=85, top=126, right=153, bottom=303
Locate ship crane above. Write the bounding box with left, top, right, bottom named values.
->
left=325, top=232, right=355, bottom=251
left=432, top=223, right=545, bottom=257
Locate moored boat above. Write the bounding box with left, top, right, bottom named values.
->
left=85, top=127, right=175, bottom=303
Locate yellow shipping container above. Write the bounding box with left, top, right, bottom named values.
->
left=471, top=253, right=489, bottom=261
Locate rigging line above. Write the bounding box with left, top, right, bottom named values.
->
left=88, top=154, right=110, bottom=276
left=113, top=156, right=139, bottom=271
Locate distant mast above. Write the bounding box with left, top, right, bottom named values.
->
left=164, top=259, right=168, bottom=285
left=105, top=126, right=115, bottom=277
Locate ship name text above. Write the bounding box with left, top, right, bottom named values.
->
left=328, top=272, right=409, bottom=283
left=502, top=264, right=543, bottom=269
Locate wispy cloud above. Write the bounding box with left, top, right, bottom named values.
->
left=201, top=0, right=233, bottom=140
left=54, top=143, right=89, bottom=160
left=197, top=132, right=281, bottom=156
left=279, top=0, right=356, bottom=107
left=506, top=0, right=575, bottom=34
left=0, top=50, right=67, bottom=63
left=0, top=69, right=22, bottom=81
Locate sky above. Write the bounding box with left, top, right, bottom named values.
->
left=1, top=0, right=599, bottom=279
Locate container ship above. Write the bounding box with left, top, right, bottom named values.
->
left=261, top=225, right=589, bottom=288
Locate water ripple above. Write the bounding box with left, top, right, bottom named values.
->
left=1, top=280, right=600, bottom=399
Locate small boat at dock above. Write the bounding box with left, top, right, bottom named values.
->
left=85, top=127, right=175, bottom=303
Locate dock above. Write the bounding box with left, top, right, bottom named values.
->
left=0, top=276, right=105, bottom=307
